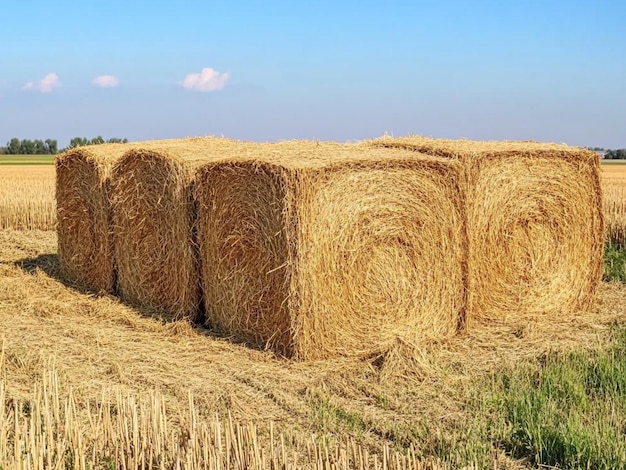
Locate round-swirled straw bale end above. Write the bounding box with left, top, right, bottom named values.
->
left=195, top=143, right=467, bottom=360
left=369, top=136, right=604, bottom=323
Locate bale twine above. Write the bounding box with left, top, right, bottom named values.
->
left=195, top=143, right=466, bottom=359
left=55, top=144, right=131, bottom=293
left=369, top=136, right=604, bottom=323
left=109, top=138, right=249, bottom=321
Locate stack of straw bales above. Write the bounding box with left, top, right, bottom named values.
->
left=195, top=143, right=466, bottom=359
left=56, top=135, right=604, bottom=360
left=56, top=143, right=131, bottom=293
left=368, top=136, right=604, bottom=324
left=58, top=138, right=254, bottom=320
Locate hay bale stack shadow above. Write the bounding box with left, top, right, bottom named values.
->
left=109, top=138, right=249, bottom=321
left=369, top=136, right=604, bottom=323
left=14, top=253, right=60, bottom=278
left=56, top=144, right=131, bottom=294
left=13, top=252, right=120, bottom=300
left=12, top=254, right=202, bottom=325
left=195, top=143, right=466, bottom=360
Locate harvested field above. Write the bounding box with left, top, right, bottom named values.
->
left=0, top=165, right=55, bottom=230
left=55, top=143, right=132, bottom=293
left=602, top=163, right=626, bottom=247
left=369, top=136, right=604, bottom=324
left=195, top=143, right=466, bottom=359
left=1, top=229, right=625, bottom=468
left=1, top=140, right=625, bottom=468
left=1, top=366, right=437, bottom=470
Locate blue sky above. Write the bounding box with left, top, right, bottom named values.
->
left=1, top=0, right=624, bottom=148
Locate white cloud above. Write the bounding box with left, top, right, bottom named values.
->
left=23, top=73, right=61, bottom=93
left=92, top=75, right=120, bottom=88
left=180, top=67, right=230, bottom=92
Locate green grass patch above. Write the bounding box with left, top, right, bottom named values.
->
left=0, top=155, right=55, bottom=165
left=312, top=396, right=367, bottom=433
left=488, top=329, right=626, bottom=469
left=604, top=243, right=626, bottom=282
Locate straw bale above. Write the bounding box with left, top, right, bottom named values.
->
left=55, top=144, right=131, bottom=293
left=369, top=136, right=604, bottom=323
left=109, top=138, right=253, bottom=320
left=195, top=143, right=466, bottom=359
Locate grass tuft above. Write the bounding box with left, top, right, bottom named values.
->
left=604, top=243, right=626, bottom=282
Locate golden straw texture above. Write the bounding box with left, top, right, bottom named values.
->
left=56, top=144, right=131, bottom=293
left=195, top=143, right=466, bottom=359
left=109, top=138, right=250, bottom=320
left=602, top=164, right=626, bottom=247
left=0, top=166, right=56, bottom=231
left=369, top=136, right=604, bottom=323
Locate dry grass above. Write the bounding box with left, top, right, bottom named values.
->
left=55, top=143, right=132, bottom=293
left=1, top=229, right=625, bottom=468
left=0, top=166, right=55, bottom=231
left=602, top=163, right=626, bottom=247
left=195, top=142, right=466, bottom=359
left=368, top=136, right=604, bottom=325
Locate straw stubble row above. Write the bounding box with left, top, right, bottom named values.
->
left=56, top=136, right=603, bottom=360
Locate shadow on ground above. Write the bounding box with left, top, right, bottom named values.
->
left=15, top=253, right=60, bottom=278
left=14, top=253, right=177, bottom=318
left=12, top=253, right=271, bottom=353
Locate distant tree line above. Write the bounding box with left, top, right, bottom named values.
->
left=1, top=138, right=58, bottom=155
left=588, top=147, right=626, bottom=160
left=604, top=149, right=626, bottom=160
left=0, top=136, right=128, bottom=155
left=67, top=136, right=128, bottom=149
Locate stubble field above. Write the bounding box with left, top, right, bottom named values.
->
left=0, top=165, right=55, bottom=230
left=602, top=163, right=626, bottom=248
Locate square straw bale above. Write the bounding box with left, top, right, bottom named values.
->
left=56, top=143, right=132, bottom=293
left=109, top=137, right=255, bottom=321
left=368, top=136, right=604, bottom=323
left=195, top=143, right=466, bottom=359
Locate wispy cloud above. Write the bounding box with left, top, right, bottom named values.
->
left=23, top=73, right=60, bottom=93
left=180, top=68, right=230, bottom=92
left=92, top=75, right=120, bottom=88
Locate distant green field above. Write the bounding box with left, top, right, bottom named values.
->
left=0, top=155, right=56, bottom=165
left=601, top=159, right=626, bottom=165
